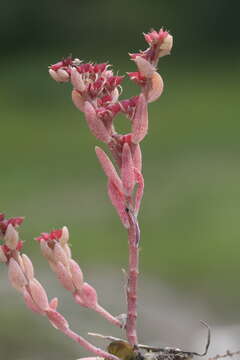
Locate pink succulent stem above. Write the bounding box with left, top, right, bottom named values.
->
left=94, top=304, right=122, bottom=328
left=62, top=328, right=119, bottom=360
left=125, top=210, right=140, bottom=345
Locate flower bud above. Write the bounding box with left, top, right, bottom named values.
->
left=159, top=34, right=173, bottom=57
left=4, top=224, right=19, bottom=250
left=59, top=226, right=69, bottom=246
left=71, top=67, right=86, bottom=92
left=40, top=239, right=55, bottom=262
left=49, top=69, right=62, bottom=82
left=57, top=69, right=70, bottom=82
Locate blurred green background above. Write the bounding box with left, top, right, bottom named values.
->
left=1, top=0, right=240, bottom=359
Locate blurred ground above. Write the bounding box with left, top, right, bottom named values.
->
left=1, top=1, right=240, bottom=359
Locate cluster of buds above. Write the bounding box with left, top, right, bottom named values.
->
left=48, top=28, right=172, bottom=148
left=36, top=228, right=122, bottom=327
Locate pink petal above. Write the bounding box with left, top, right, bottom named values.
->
left=4, top=224, right=19, bottom=250
left=71, top=67, right=85, bottom=91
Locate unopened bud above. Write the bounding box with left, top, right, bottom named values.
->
left=159, top=34, right=173, bottom=57
left=57, top=69, right=70, bottom=82
left=59, top=226, right=69, bottom=246
left=40, top=239, right=54, bottom=262
left=72, top=89, right=85, bottom=112
left=71, top=67, right=86, bottom=92
left=4, top=224, right=19, bottom=250
left=49, top=69, right=62, bottom=82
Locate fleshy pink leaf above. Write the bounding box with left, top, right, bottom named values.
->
left=84, top=102, right=111, bottom=143
left=107, top=180, right=130, bottom=229
left=121, top=143, right=135, bottom=196
left=132, top=93, right=148, bottom=144
left=95, top=146, right=123, bottom=192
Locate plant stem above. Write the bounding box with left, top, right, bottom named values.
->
left=94, top=304, right=122, bottom=328
left=63, top=328, right=119, bottom=360
left=125, top=211, right=140, bottom=345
